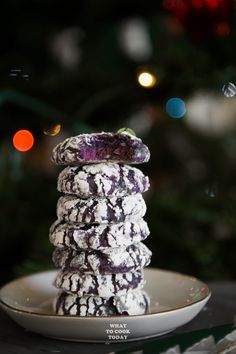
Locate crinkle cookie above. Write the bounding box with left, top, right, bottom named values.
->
left=57, top=163, right=149, bottom=198
left=52, top=242, right=152, bottom=274
left=57, top=193, right=146, bottom=224
left=49, top=219, right=150, bottom=250
left=54, top=269, right=144, bottom=297
left=51, top=132, right=150, bottom=165
left=54, top=289, right=150, bottom=316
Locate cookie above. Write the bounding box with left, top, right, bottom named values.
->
left=54, top=269, right=144, bottom=297
left=51, top=132, right=150, bottom=165
left=52, top=242, right=152, bottom=274
left=57, top=193, right=146, bottom=224
left=54, top=289, right=150, bottom=316
left=57, top=163, right=150, bottom=198
left=49, top=219, right=150, bottom=250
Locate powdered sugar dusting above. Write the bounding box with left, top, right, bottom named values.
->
left=49, top=219, right=150, bottom=250
left=57, top=163, right=149, bottom=198
left=52, top=242, right=152, bottom=274
left=52, top=132, right=150, bottom=166
left=54, top=289, right=149, bottom=316
left=50, top=132, right=151, bottom=317
left=56, top=194, right=147, bottom=224
left=54, top=269, right=144, bottom=297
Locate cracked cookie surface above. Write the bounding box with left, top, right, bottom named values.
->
left=49, top=219, right=150, bottom=250
left=56, top=193, right=146, bottom=224
left=54, top=269, right=144, bottom=297
left=57, top=163, right=149, bottom=198
left=54, top=289, right=150, bottom=316
left=52, top=242, right=152, bottom=274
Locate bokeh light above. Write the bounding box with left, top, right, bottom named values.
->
left=166, top=97, right=186, bottom=119
left=43, top=123, right=61, bottom=136
left=13, top=129, right=34, bottom=152
left=205, top=0, right=220, bottom=10
left=137, top=71, right=157, bottom=88
left=118, top=18, right=152, bottom=61
left=9, top=69, right=30, bottom=80
left=192, top=0, right=204, bottom=10
left=222, top=82, right=236, bottom=98
left=205, top=184, right=218, bottom=198
left=117, top=127, right=136, bottom=136
left=215, top=22, right=230, bottom=38
left=187, top=92, right=236, bottom=136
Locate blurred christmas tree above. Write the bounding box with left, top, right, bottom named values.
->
left=1, top=0, right=236, bottom=284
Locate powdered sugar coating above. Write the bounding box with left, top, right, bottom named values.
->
left=49, top=219, right=150, bottom=250
left=51, top=132, right=150, bottom=165
left=52, top=242, right=152, bottom=274
left=115, top=289, right=150, bottom=315
left=51, top=131, right=152, bottom=317
left=54, top=289, right=150, bottom=316
left=57, top=193, right=146, bottom=224
left=54, top=269, right=144, bottom=297
left=57, top=163, right=150, bottom=198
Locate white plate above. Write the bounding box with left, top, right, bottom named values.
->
left=0, top=268, right=210, bottom=343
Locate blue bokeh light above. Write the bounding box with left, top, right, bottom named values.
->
left=166, top=97, right=186, bottom=119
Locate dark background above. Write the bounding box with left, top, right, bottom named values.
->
left=1, top=0, right=236, bottom=285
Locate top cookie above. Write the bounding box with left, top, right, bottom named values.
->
left=51, top=132, right=150, bottom=165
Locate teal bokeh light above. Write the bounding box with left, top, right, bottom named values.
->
left=166, top=97, right=186, bottom=119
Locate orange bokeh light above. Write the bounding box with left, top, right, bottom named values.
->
left=43, top=123, right=61, bottom=136
left=13, top=129, right=34, bottom=152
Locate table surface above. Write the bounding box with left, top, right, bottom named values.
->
left=0, top=281, right=236, bottom=354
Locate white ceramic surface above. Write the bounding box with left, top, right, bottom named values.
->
left=0, top=268, right=211, bottom=343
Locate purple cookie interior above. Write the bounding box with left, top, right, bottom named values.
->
left=52, top=132, right=150, bottom=165
left=78, top=134, right=149, bottom=163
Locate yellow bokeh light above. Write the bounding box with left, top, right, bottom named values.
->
left=43, top=123, right=61, bottom=136
left=137, top=72, right=157, bottom=88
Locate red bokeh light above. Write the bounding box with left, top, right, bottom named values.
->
left=13, top=129, right=34, bottom=152
left=205, top=0, right=220, bottom=9
left=163, top=0, right=233, bottom=40
left=215, top=22, right=230, bottom=37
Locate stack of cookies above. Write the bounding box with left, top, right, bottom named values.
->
left=49, top=131, right=152, bottom=316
